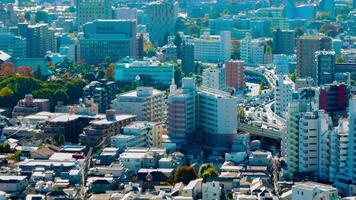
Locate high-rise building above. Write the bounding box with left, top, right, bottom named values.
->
left=167, top=77, right=238, bottom=148
left=225, top=60, right=245, bottom=90
left=83, top=79, right=116, bottom=113
left=0, top=32, right=26, bottom=60
left=76, top=0, right=112, bottom=29
left=315, top=50, right=335, bottom=86
left=275, top=75, right=294, bottom=118
left=287, top=87, right=319, bottom=179
left=187, top=31, right=231, bottom=63
left=335, top=95, right=356, bottom=196
left=202, top=64, right=226, bottom=90
left=296, top=35, right=332, bottom=80
left=240, top=34, right=265, bottom=65
left=111, top=87, right=167, bottom=122
left=198, top=87, right=238, bottom=148
left=273, top=29, right=295, bottom=55
left=297, top=111, right=332, bottom=177
left=167, top=78, right=197, bottom=143
left=79, top=20, right=137, bottom=65
left=181, top=42, right=195, bottom=75
left=17, top=23, right=57, bottom=58
left=147, top=0, right=178, bottom=46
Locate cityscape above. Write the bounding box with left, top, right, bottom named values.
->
left=0, top=0, right=355, bottom=199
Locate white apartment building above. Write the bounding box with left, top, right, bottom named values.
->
left=188, top=31, right=231, bottom=63
left=240, top=34, right=265, bottom=66
left=111, top=87, right=166, bottom=122
left=286, top=88, right=319, bottom=179
left=292, top=182, right=338, bottom=200
left=335, top=95, right=356, bottom=196
left=202, top=64, right=226, bottom=90
left=198, top=87, right=238, bottom=148
left=275, top=75, right=294, bottom=118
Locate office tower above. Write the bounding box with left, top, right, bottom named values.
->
left=315, top=51, right=335, bottom=86
left=319, top=83, right=349, bottom=126
left=167, top=78, right=197, bottom=143
left=296, top=35, right=332, bottom=80
left=76, top=0, right=112, bottom=29
left=286, top=87, right=319, bottom=179
left=114, top=59, right=174, bottom=89
left=17, top=23, right=57, bottom=58
left=240, top=34, right=252, bottom=65
left=147, top=0, right=178, bottom=46
left=79, top=19, right=137, bottom=65
left=111, top=87, right=167, bottom=122
left=275, top=75, right=294, bottom=118
left=225, top=60, right=245, bottom=90
left=202, top=64, right=226, bottom=90
left=273, top=29, right=295, bottom=55
left=0, top=32, right=26, bottom=60
left=181, top=42, right=194, bottom=75
left=198, top=87, right=238, bottom=148
left=112, top=7, right=137, bottom=21
left=83, top=79, right=116, bottom=113
left=188, top=31, right=231, bottom=63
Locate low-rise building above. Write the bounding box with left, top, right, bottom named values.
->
left=292, top=182, right=338, bottom=200
left=79, top=110, right=136, bottom=147
left=12, top=94, right=49, bottom=118
left=119, top=147, right=165, bottom=172
left=0, top=176, right=28, bottom=194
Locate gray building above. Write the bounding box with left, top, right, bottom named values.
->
left=273, top=29, right=295, bottom=55
left=296, top=35, right=332, bottom=80
left=147, top=0, right=178, bottom=46
left=76, top=0, right=112, bottom=29
left=17, top=23, right=57, bottom=58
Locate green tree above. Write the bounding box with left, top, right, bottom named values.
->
left=174, top=166, right=197, bottom=184
left=336, top=56, right=344, bottom=64
left=198, top=164, right=218, bottom=182
left=289, top=72, right=297, bottom=83
left=238, top=106, right=246, bottom=121
left=58, top=134, right=65, bottom=145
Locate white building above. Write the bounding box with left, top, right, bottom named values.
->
left=111, top=87, right=166, bottom=122
left=275, top=75, right=294, bottom=118
left=297, top=111, right=331, bottom=175
left=286, top=88, right=319, bottom=179
left=119, top=147, right=165, bottom=172
left=240, top=34, right=265, bottom=66
left=202, top=64, right=226, bottom=90
left=292, top=182, right=338, bottom=200
left=111, top=121, right=164, bottom=149
left=202, top=181, right=222, bottom=200
left=0, top=176, right=28, bottom=193
left=273, top=54, right=296, bottom=75
left=198, top=87, right=238, bottom=148
left=187, top=31, right=231, bottom=63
